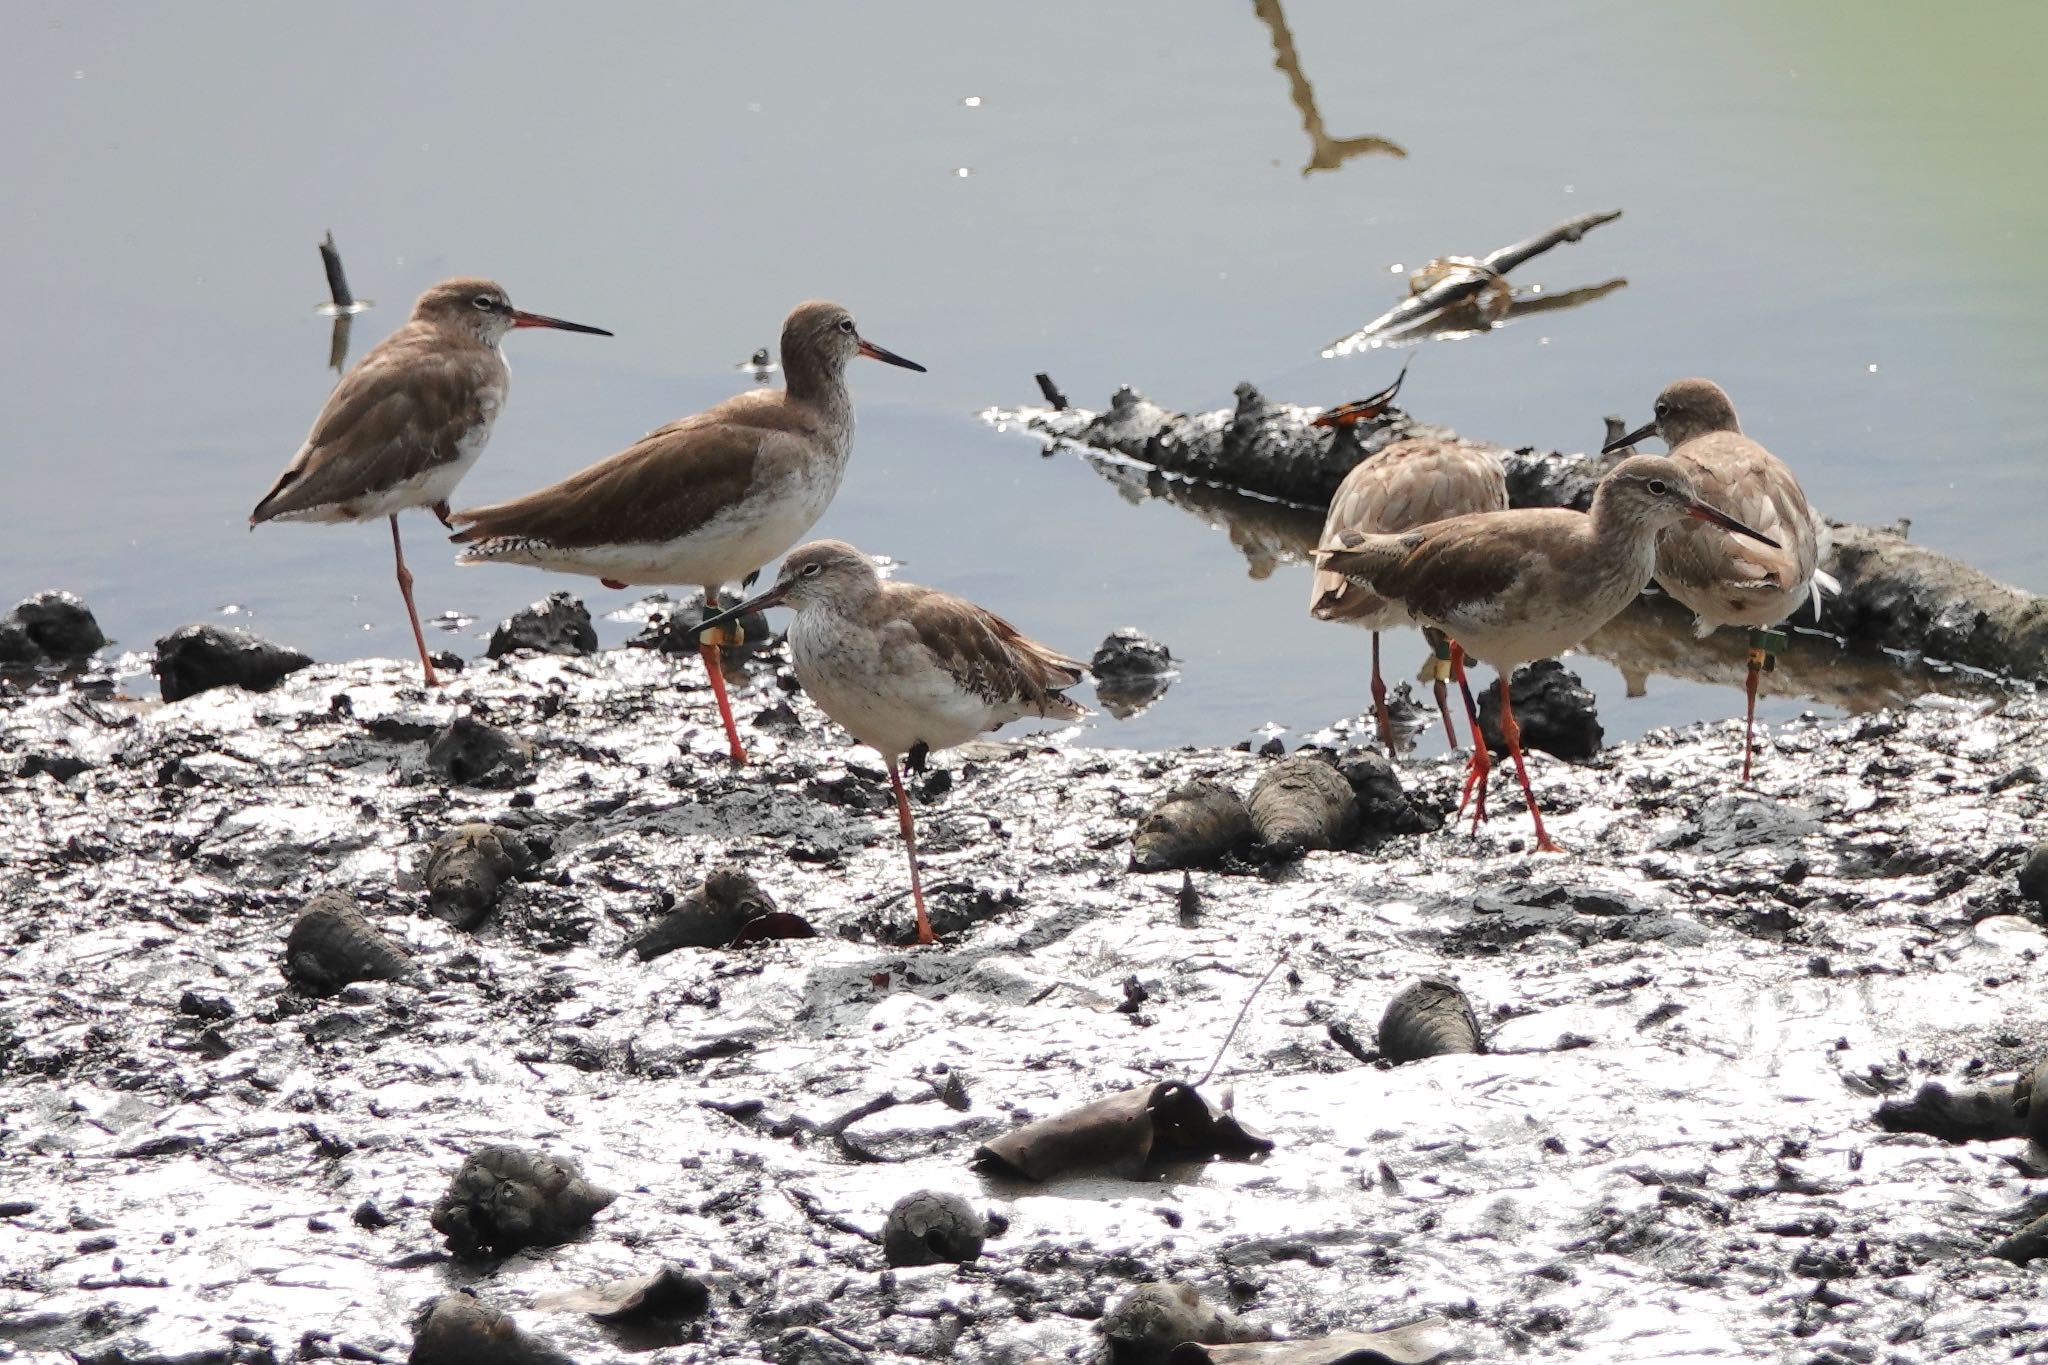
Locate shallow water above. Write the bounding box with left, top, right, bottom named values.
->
left=2, top=2, right=2044, bottom=749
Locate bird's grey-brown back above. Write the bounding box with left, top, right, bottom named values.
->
left=1637, top=378, right=1826, bottom=631
left=250, top=277, right=518, bottom=525
left=771, top=540, right=1085, bottom=758
left=1310, top=438, right=1508, bottom=624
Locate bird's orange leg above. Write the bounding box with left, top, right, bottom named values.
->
left=1369, top=631, right=1393, bottom=756
left=1451, top=644, right=1488, bottom=828
left=1498, top=675, right=1560, bottom=853
left=888, top=758, right=937, bottom=946
left=389, top=514, right=440, bottom=688
left=1742, top=629, right=1782, bottom=784
left=698, top=585, right=747, bottom=765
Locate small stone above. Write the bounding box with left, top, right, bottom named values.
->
left=153, top=624, right=313, bottom=702
left=881, top=1190, right=986, bottom=1267
left=0, top=621, right=38, bottom=668
left=351, top=1199, right=391, bottom=1229
left=1477, top=659, right=1603, bottom=760
left=8, top=590, right=107, bottom=659
left=1091, top=628, right=1178, bottom=719
left=2018, top=843, right=2048, bottom=909
left=487, top=591, right=597, bottom=658
left=176, top=990, right=235, bottom=1021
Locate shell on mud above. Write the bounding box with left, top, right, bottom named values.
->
left=880, top=1189, right=987, bottom=1267
left=282, top=890, right=413, bottom=994
left=972, top=1081, right=1273, bottom=1182
left=632, top=864, right=782, bottom=959
left=1247, top=754, right=1358, bottom=857
left=1102, top=1280, right=1250, bottom=1364
left=410, top=1291, right=573, bottom=1365
left=534, top=1263, right=711, bottom=1323
left=1376, top=978, right=1484, bottom=1063
left=1165, top=1317, right=1456, bottom=1364
left=429, top=1144, right=616, bottom=1258
left=1131, top=781, right=1254, bottom=872
left=423, top=822, right=543, bottom=929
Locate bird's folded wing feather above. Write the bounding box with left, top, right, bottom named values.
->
left=895, top=588, right=1084, bottom=712
left=252, top=337, right=490, bottom=522
left=1659, top=441, right=1809, bottom=595
left=450, top=417, right=764, bottom=549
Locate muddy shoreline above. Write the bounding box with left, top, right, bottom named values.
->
left=3, top=639, right=2047, bottom=1363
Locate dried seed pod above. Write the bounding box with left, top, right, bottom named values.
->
left=1131, top=781, right=1253, bottom=872
left=282, top=890, right=412, bottom=994
left=881, top=1190, right=986, bottom=1267
left=1376, top=978, right=1484, bottom=1062
left=1247, top=755, right=1358, bottom=857
left=429, top=1145, right=615, bottom=1258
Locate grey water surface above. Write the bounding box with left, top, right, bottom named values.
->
left=2, top=2, right=2043, bottom=750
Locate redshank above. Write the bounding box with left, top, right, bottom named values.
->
left=1318, top=454, right=1780, bottom=851
left=250, top=277, right=611, bottom=687
left=696, top=540, right=1087, bottom=945
left=1604, top=379, right=1835, bottom=781
left=1310, top=374, right=1506, bottom=754
left=449, top=302, right=923, bottom=765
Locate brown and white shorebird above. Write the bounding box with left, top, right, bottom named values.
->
left=250, top=277, right=611, bottom=687
left=697, top=540, right=1087, bottom=946
left=1319, top=454, right=1780, bottom=852
left=1604, top=379, right=1835, bottom=781
left=448, top=301, right=923, bottom=765
left=1310, top=370, right=1507, bottom=755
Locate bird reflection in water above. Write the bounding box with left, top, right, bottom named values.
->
left=1252, top=0, right=1406, bottom=176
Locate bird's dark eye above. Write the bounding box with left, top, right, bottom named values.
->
left=838, top=318, right=856, bottom=334
left=472, top=296, right=497, bottom=312
left=1646, top=478, right=1668, bottom=496
left=1653, top=400, right=1669, bottom=417
left=801, top=562, right=824, bottom=577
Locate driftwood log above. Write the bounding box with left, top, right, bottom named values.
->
left=995, top=385, right=2046, bottom=683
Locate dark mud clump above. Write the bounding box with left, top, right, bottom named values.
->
left=3, top=589, right=107, bottom=667
left=152, top=622, right=312, bottom=700
left=430, top=1145, right=617, bottom=1257
left=880, top=1190, right=987, bottom=1267
left=1376, top=977, right=1485, bottom=1062
left=283, top=889, right=415, bottom=992
left=3, top=646, right=2047, bottom=1363
left=1091, top=627, right=1179, bottom=720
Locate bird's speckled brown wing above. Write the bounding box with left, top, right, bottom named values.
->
left=1655, top=433, right=1817, bottom=630
left=897, top=586, right=1086, bottom=717
left=450, top=391, right=816, bottom=550
left=1310, top=440, right=1508, bottom=621
left=251, top=327, right=498, bottom=523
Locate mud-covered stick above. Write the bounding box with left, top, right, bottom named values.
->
left=1034, top=372, right=1069, bottom=411
left=319, top=231, right=353, bottom=308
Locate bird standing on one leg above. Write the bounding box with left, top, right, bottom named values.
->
left=697, top=540, right=1088, bottom=945
left=1319, top=455, right=1781, bottom=851
left=1604, top=379, right=1834, bottom=782
left=249, top=278, right=611, bottom=686
left=449, top=302, right=923, bottom=764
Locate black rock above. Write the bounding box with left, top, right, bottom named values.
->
left=423, top=823, right=545, bottom=929
left=2019, top=843, right=2048, bottom=909
left=488, top=591, right=597, bottom=659
left=283, top=891, right=414, bottom=994
left=19, top=750, right=94, bottom=782
left=425, top=715, right=530, bottom=787
left=8, top=591, right=107, bottom=660
left=429, top=1145, right=616, bottom=1258
left=0, top=621, right=39, bottom=668
left=1091, top=627, right=1174, bottom=680
left=1476, top=659, right=1603, bottom=760
left=627, top=598, right=774, bottom=657
left=153, top=624, right=312, bottom=702
left=881, top=1189, right=986, bottom=1267
left=410, top=1292, right=574, bottom=1365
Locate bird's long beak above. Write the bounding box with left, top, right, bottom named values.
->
left=1312, top=361, right=1409, bottom=429
left=857, top=337, right=927, bottom=372
left=697, top=585, right=789, bottom=640
left=1687, top=500, right=1781, bottom=548
left=510, top=309, right=613, bottom=336
left=1601, top=420, right=1656, bottom=454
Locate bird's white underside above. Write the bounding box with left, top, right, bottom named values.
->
left=266, top=382, right=504, bottom=525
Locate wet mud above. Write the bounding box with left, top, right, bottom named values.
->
left=3, top=642, right=2048, bottom=1363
